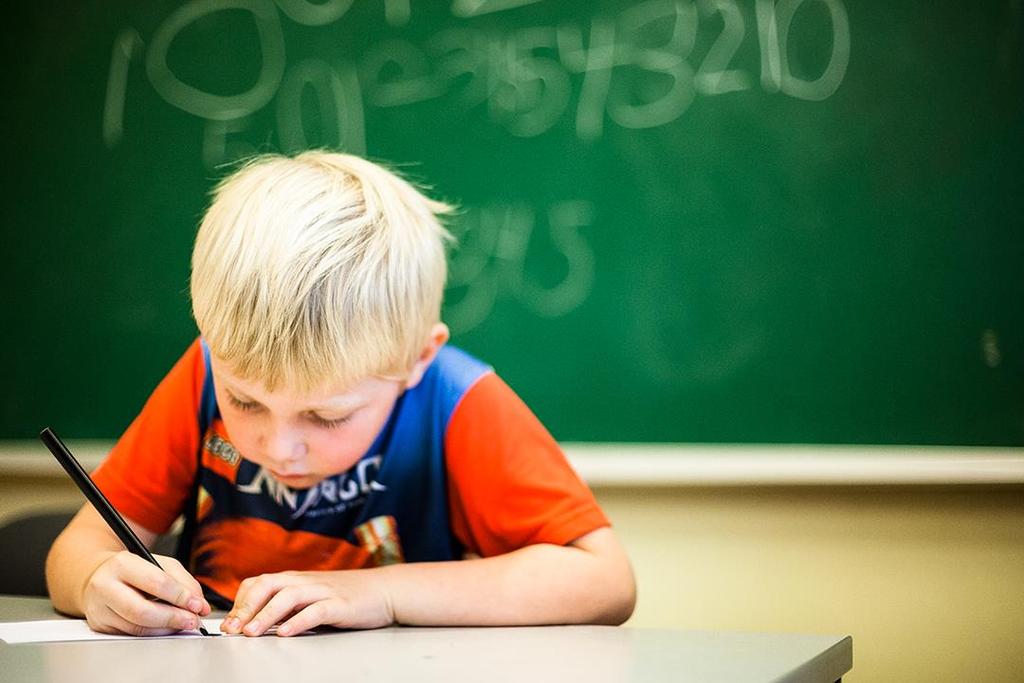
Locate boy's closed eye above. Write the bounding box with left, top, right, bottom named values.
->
left=226, top=393, right=261, bottom=412
left=305, top=412, right=353, bottom=429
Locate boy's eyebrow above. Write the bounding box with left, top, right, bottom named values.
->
left=305, top=396, right=367, bottom=413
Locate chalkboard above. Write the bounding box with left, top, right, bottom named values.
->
left=4, top=0, right=1022, bottom=445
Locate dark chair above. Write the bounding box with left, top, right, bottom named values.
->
left=0, top=510, right=76, bottom=597
left=0, top=510, right=180, bottom=597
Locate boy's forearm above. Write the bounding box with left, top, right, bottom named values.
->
left=223, top=528, right=634, bottom=635
left=378, top=537, right=635, bottom=627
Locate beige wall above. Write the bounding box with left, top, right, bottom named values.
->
left=1, top=477, right=83, bottom=522
left=2, top=476, right=1022, bottom=682
left=597, top=485, right=1024, bottom=683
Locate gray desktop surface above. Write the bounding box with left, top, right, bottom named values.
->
left=0, top=596, right=851, bottom=682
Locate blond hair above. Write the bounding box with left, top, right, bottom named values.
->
left=190, top=151, right=452, bottom=392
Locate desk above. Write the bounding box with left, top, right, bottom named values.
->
left=0, top=596, right=852, bottom=682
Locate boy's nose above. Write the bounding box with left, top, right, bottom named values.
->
left=262, top=428, right=308, bottom=465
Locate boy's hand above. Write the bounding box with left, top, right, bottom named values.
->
left=81, top=551, right=211, bottom=636
left=221, top=569, right=395, bottom=636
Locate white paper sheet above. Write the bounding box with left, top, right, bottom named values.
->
left=0, top=618, right=227, bottom=644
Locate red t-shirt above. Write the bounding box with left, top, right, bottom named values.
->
left=92, top=340, right=608, bottom=601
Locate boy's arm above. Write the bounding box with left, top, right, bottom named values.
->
left=222, top=526, right=635, bottom=635
left=46, top=503, right=210, bottom=635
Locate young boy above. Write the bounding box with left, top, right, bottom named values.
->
left=46, top=151, right=635, bottom=637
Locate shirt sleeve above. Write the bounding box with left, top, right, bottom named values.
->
left=90, top=339, right=205, bottom=534
left=445, top=372, right=610, bottom=557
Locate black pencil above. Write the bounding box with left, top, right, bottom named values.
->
left=39, top=427, right=212, bottom=636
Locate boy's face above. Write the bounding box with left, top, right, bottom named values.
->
left=210, top=358, right=404, bottom=490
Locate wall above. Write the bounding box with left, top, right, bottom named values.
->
left=1, top=475, right=1021, bottom=681
left=598, top=485, right=1024, bottom=683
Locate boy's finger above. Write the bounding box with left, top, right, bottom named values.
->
left=223, top=574, right=287, bottom=633
left=277, top=600, right=340, bottom=637
left=105, top=581, right=201, bottom=633
left=156, top=556, right=211, bottom=614
left=115, top=554, right=202, bottom=612
left=101, top=606, right=183, bottom=638
left=242, top=584, right=324, bottom=637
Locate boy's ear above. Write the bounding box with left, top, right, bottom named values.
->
left=404, top=323, right=450, bottom=390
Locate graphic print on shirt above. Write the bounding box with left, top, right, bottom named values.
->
left=236, top=456, right=388, bottom=520
left=354, top=515, right=405, bottom=565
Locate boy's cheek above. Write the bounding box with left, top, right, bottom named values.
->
left=311, top=430, right=379, bottom=475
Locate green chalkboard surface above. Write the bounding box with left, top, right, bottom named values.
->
left=4, top=0, right=1022, bottom=444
